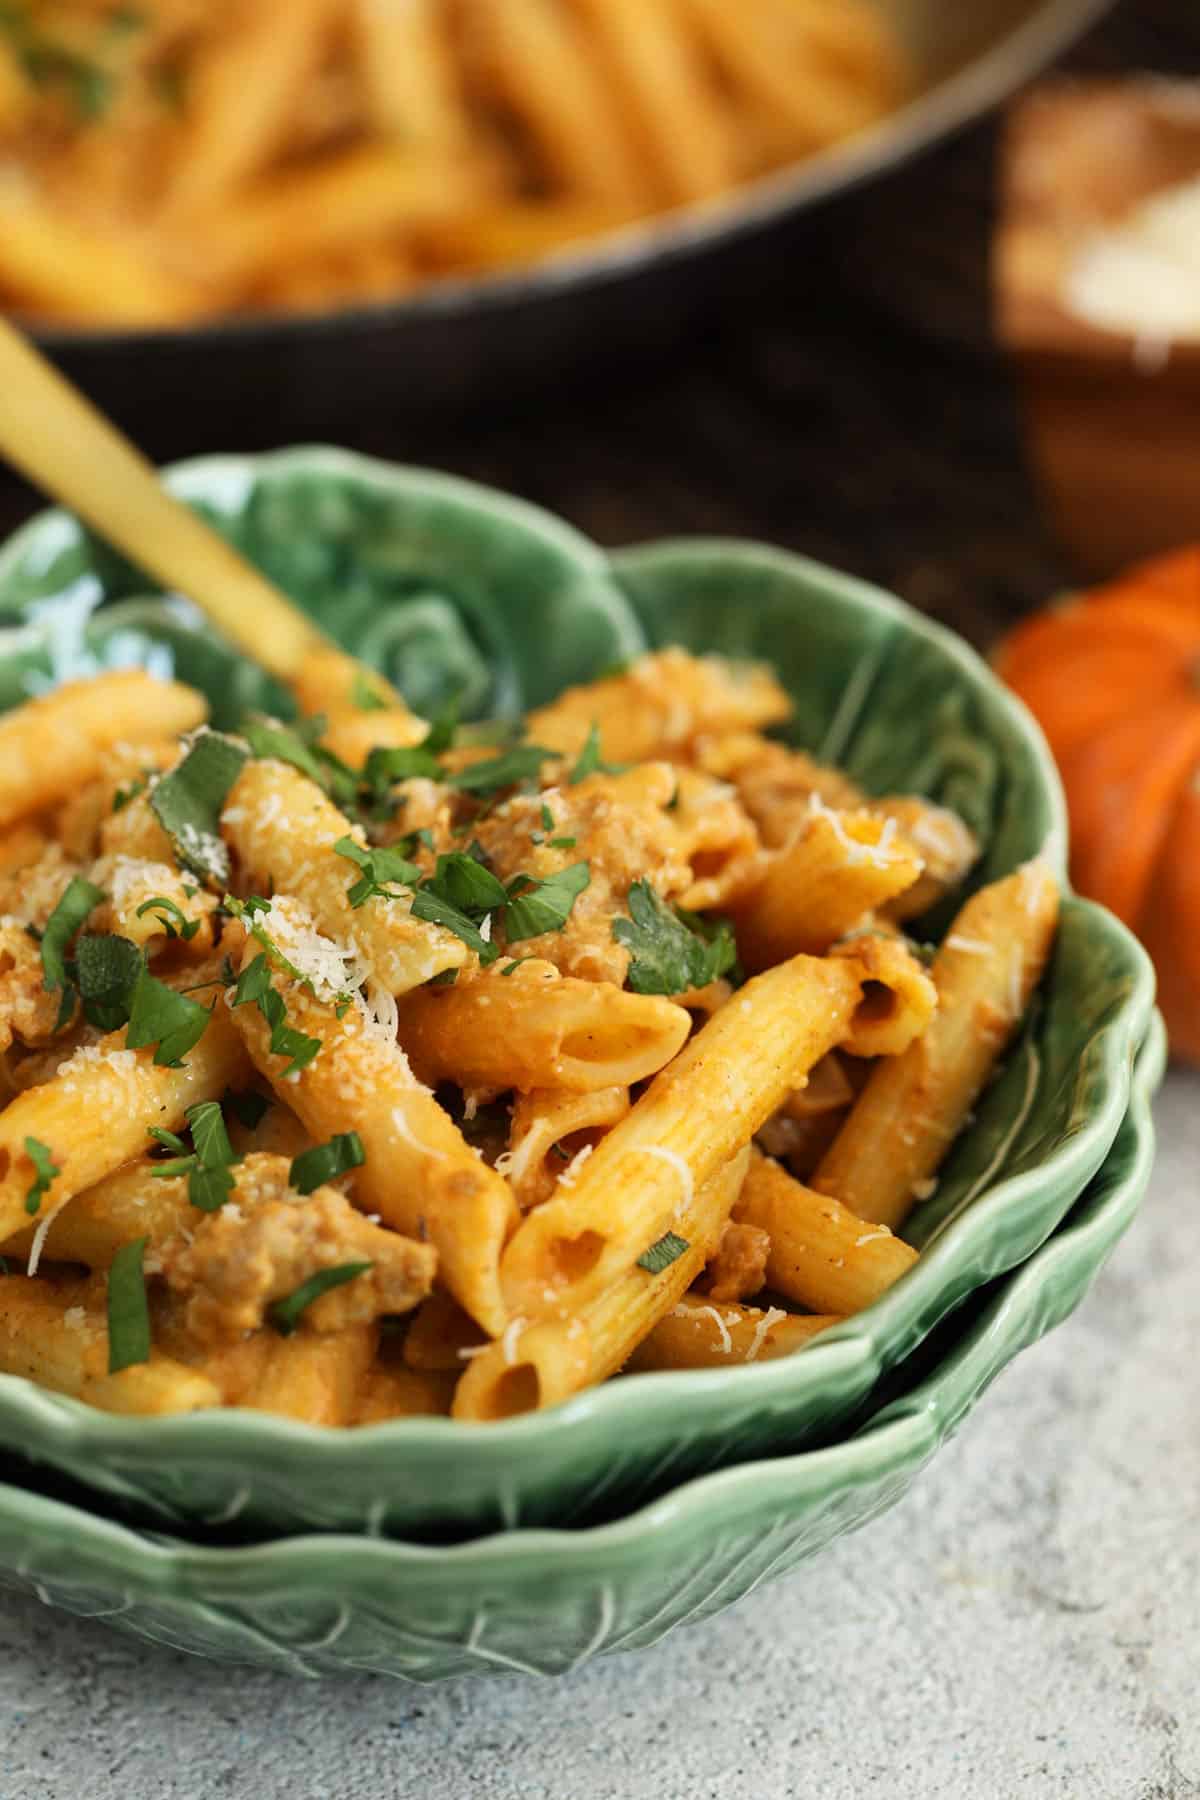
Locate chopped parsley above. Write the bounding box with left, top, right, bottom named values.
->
left=269, top=1262, right=374, bottom=1336
left=410, top=886, right=499, bottom=964
left=23, top=1137, right=59, bottom=1218
left=112, top=777, right=147, bottom=813
left=107, top=1237, right=151, bottom=1374
left=125, top=964, right=213, bottom=1067
left=637, top=1231, right=690, bottom=1274
left=333, top=836, right=421, bottom=908
left=150, top=1100, right=239, bottom=1211
left=149, top=731, right=247, bottom=887
left=39, top=876, right=105, bottom=1001
left=289, top=1132, right=365, bottom=1195
left=612, top=881, right=737, bottom=996
left=503, top=862, right=590, bottom=942
left=568, top=722, right=604, bottom=784
left=242, top=717, right=358, bottom=808
left=227, top=946, right=322, bottom=1076
left=260, top=985, right=321, bottom=1076
left=423, top=850, right=508, bottom=917
left=135, top=894, right=200, bottom=941
left=446, top=743, right=555, bottom=797
left=540, top=803, right=554, bottom=832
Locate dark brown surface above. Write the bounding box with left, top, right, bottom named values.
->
left=0, top=0, right=1195, bottom=651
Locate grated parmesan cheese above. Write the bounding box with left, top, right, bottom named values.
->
left=556, top=1143, right=594, bottom=1190
left=808, top=795, right=900, bottom=870
left=910, top=1177, right=938, bottom=1202
left=501, top=1317, right=527, bottom=1366
left=691, top=1303, right=732, bottom=1354
left=855, top=1227, right=891, bottom=1246
left=62, top=1307, right=87, bottom=1333
left=945, top=934, right=993, bottom=957
left=26, top=1192, right=72, bottom=1278
left=638, top=1146, right=694, bottom=1213
left=746, top=1305, right=787, bottom=1363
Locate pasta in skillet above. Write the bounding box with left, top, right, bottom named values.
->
left=0, top=646, right=1058, bottom=1423
left=0, top=0, right=908, bottom=327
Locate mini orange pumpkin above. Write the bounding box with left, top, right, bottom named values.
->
left=995, top=546, right=1200, bottom=1060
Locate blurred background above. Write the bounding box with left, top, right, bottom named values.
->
left=0, top=0, right=1194, bottom=647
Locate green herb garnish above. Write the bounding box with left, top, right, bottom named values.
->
left=636, top=1230, right=690, bottom=1274
left=74, top=932, right=142, bottom=1030
left=112, top=777, right=146, bottom=813
left=242, top=717, right=357, bottom=807
left=503, top=862, right=590, bottom=942
left=149, top=731, right=247, bottom=887
left=446, top=743, right=554, bottom=797
left=409, top=888, right=499, bottom=964
left=107, top=1237, right=151, bottom=1373
left=40, top=876, right=105, bottom=996
left=269, top=1262, right=373, bottom=1336
left=333, top=836, right=421, bottom=908
left=612, top=881, right=737, bottom=996
left=289, top=1132, right=365, bottom=1195
left=135, top=894, right=200, bottom=941
left=23, top=1137, right=59, bottom=1218
left=125, top=965, right=212, bottom=1067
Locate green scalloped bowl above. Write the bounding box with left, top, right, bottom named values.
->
left=0, top=450, right=1157, bottom=1536
left=0, top=1017, right=1165, bottom=1680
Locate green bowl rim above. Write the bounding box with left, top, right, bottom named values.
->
left=0, top=1010, right=1162, bottom=1593
left=0, top=449, right=1155, bottom=1473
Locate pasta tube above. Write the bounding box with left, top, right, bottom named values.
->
left=499, top=952, right=865, bottom=1321
left=0, top=1278, right=218, bottom=1415
left=831, top=932, right=938, bottom=1059
left=453, top=1147, right=749, bottom=1419
left=527, top=648, right=791, bottom=763
left=814, top=859, right=1061, bottom=1229
left=504, top=1084, right=630, bottom=1209
left=222, top=760, right=465, bottom=993
left=0, top=992, right=248, bottom=1247
left=0, top=673, right=205, bottom=830
left=626, top=1295, right=840, bottom=1370
left=396, top=962, right=691, bottom=1093
left=731, top=804, right=923, bottom=966
left=734, top=1146, right=917, bottom=1315
left=229, top=926, right=515, bottom=1334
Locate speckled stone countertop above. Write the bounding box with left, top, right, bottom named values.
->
left=0, top=1071, right=1194, bottom=1800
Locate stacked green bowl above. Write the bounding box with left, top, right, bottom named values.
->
left=0, top=452, right=1160, bottom=1676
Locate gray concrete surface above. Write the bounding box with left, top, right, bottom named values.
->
left=0, top=1073, right=1195, bottom=1800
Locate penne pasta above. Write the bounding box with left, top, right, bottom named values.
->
left=734, top=1145, right=917, bottom=1315
left=625, top=1294, right=841, bottom=1371
left=453, top=1147, right=749, bottom=1419
left=499, top=953, right=865, bottom=1322
left=528, top=648, right=791, bottom=764
left=221, top=760, right=466, bottom=994
left=503, top=1083, right=631, bottom=1209
left=814, top=859, right=1061, bottom=1230
left=0, top=988, right=247, bottom=1248
left=731, top=804, right=923, bottom=967
left=228, top=914, right=515, bottom=1335
left=0, top=673, right=205, bottom=830
left=395, top=961, right=691, bottom=1093
left=0, top=1277, right=219, bottom=1415
left=0, top=639, right=1039, bottom=1425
